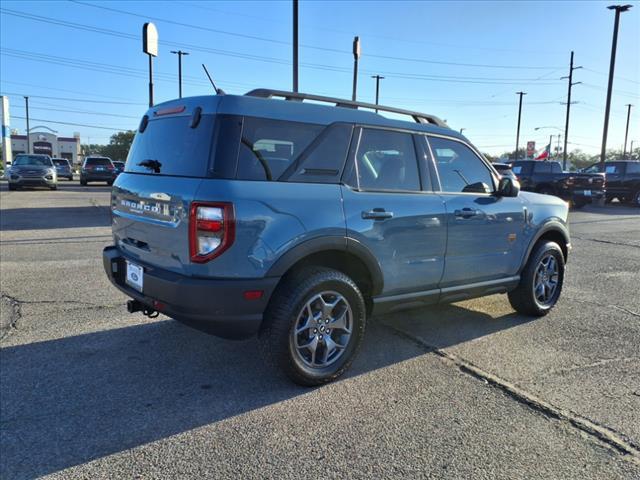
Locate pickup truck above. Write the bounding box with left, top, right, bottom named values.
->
left=510, top=160, right=605, bottom=208
left=581, top=160, right=640, bottom=206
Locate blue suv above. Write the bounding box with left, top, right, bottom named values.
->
left=103, top=89, right=570, bottom=385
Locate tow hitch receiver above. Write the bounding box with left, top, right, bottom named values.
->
left=126, top=299, right=159, bottom=318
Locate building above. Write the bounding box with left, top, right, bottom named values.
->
left=10, top=129, right=81, bottom=165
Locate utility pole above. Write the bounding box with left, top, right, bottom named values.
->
left=561, top=51, right=581, bottom=170
left=371, top=75, right=384, bottom=112
left=293, top=0, right=299, bottom=92
left=548, top=134, right=553, bottom=160
left=600, top=4, right=633, bottom=166
left=352, top=36, right=361, bottom=101
left=24, top=96, right=30, bottom=154
left=170, top=50, right=190, bottom=98
left=515, top=91, right=527, bottom=161
left=623, top=104, right=633, bottom=158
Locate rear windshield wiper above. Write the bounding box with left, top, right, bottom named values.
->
left=241, top=138, right=273, bottom=181
left=138, top=159, right=162, bottom=173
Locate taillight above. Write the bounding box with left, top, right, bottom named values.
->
left=189, top=202, right=235, bottom=263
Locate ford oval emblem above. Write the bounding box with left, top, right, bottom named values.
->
left=131, top=273, right=138, bottom=282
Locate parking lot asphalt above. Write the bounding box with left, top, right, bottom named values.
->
left=1, top=181, right=639, bottom=479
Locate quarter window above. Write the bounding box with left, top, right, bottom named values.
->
left=429, top=137, right=494, bottom=193
left=355, top=128, right=420, bottom=192
left=236, top=117, right=323, bottom=181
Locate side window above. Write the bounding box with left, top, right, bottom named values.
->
left=626, top=162, right=640, bottom=174
left=551, top=162, right=562, bottom=173
left=511, top=165, right=523, bottom=175
left=605, top=163, right=620, bottom=174
left=429, top=136, right=494, bottom=193
left=236, top=117, right=323, bottom=181
left=534, top=162, right=552, bottom=174
left=355, top=128, right=420, bottom=192
left=285, top=123, right=353, bottom=184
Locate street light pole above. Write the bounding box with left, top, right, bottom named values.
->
left=293, top=0, right=299, bottom=92
left=371, top=75, right=384, bottom=112
left=352, top=36, right=361, bottom=101
left=24, top=96, right=30, bottom=154
left=623, top=104, right=633, bottom=158
left=170, top=50, right=190, bottom=98
left=515, top=91, right=527, bottom=161
left=600, top=4, right=633, bottom=166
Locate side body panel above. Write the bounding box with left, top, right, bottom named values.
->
left=341, top=186, right=447, bottom=296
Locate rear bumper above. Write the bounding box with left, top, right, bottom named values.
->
left=102, top=246, right=279, bottom=339
left=571, top=189, right=605, bottom=203
left=82, top=172, right=114, bottom=181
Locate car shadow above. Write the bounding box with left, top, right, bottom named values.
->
left=0, top=303, right=532, bottom=479
left=0, top=206, right=110, bottom=231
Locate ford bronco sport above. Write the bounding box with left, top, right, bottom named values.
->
left=103, top=89, right=571, bottom=385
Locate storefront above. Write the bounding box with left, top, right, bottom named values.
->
left=10, top=130, right=81, bottom=165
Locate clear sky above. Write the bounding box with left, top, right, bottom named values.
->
left=1, top=0, right=638, bottom=156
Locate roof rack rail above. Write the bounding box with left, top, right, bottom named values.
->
left=245, top=89, right=449, bottom=128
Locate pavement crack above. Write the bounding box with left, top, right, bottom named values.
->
left=0, top=293, right=23, bottom=341
left=571, top=236, right=640, bottom=249
left=566, top=297, right=640, bottom=318
left=381, top=322, right=640, bottom=464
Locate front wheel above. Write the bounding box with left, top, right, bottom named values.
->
left=508, top=241, right=565, bottom=317
left=632, top=190, right=640, bottom=207
left=259, top=267, right=366, bottom=386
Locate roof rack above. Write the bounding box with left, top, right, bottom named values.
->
left=245, top=89, right=449, bottom=128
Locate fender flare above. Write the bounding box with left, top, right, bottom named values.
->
left=519, top=221, right=571, bottom=272
left=266, top=236, right=384, bottom=295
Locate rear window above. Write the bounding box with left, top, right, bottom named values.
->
left=53, top=159, right=68, bottom=166
left=86, top=158, right=112, bottom=166
left=125, top=114, right=215, bottom=177
left=534, top=162, right=552, bottom=174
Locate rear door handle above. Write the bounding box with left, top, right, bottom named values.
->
left=454, top=208, right=480, bottom=219
left=362, top=208, right=394, bottom=220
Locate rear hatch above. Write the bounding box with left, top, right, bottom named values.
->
left=111, top=98, right=220, bottom=274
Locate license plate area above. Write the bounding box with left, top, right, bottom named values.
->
left=583, top=190, right=592, bottom=196
left=125, top=261, right=144, bottom=292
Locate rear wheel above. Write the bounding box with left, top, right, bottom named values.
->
left=259, top=267, right=366, bottom=386
left=8, top=184, right=17, bottom=191
left=80, top=178, right=87, bottom=186
left=508, top=241, right=564, bottom=317
left=50, top=185, right=57, bottom=191
left=571, top=200, right=587, bottom=209
left=538, top=186, right=555, bottom=196
left=632, top=190, right=640, bottom=207
left=107, top=180, right=114, bottom=186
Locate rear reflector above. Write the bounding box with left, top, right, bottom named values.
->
left=243, top=290, right=264, bottom=301
left=189, top=202, right=235, bottom=263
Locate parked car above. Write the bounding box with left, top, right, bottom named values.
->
left=103, top=89, right=571, bottom=385
left=52, top=158, right=74, bottom=180
left=510, top=160, right=605, bottom=208
left=492, top=162, right=517, bottom=181
left=113, top=161, right=125, bottom=176
left=580, top=160, right=640, bottom=206
left=80, top=156, right=115, bottom=185
left=7, top=154, right=57, bottom=190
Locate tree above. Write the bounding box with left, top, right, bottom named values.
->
left=100, top=130, right=135, bottom=162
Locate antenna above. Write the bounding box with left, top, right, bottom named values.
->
left=202, top=64, right=224, bottom=95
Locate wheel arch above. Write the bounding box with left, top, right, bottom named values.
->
left=519, top=222, right=570, bottom=272
left=266, top=237, right=384, bottom=300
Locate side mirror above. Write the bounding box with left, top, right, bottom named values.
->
left=497, top=177, right=520, bottom=197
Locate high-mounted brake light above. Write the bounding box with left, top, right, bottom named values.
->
left=189, top=202, right=235, bottom=263
left=154, top=105, right=186, bottom=116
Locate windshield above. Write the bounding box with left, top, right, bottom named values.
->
left=13, top=155, right=53, bottom=166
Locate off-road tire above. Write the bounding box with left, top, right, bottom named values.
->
left=259, top=267, right=366, bottom=386
left=508, top=241, right=565, bottom=317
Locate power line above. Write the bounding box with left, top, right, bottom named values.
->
left=11, top=115, right=131, bottom=131
left=0, top=91, right=145, bottom=105
left=0, top=79, right=139, bottom=101
left=66, top=2, right=564, bottom=71
left=10, top=103, right=140, bottom=119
